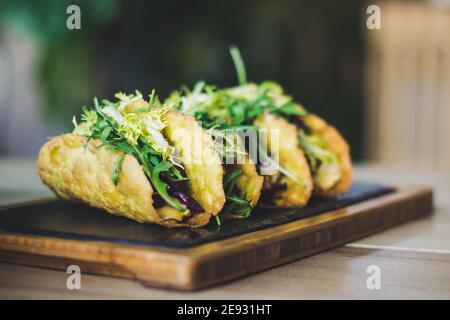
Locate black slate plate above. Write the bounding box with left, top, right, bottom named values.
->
left=0, top=183, right=394, bottom=249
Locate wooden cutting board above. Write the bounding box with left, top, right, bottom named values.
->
left=0, top=183, right=432, bottom=290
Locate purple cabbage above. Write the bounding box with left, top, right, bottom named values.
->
left=160, top=181, right=205, bottom=214
left=152, top=179, right=204, bottom=214
left=170, top=191, right=204, bottom=214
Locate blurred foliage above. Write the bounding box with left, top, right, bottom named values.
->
left=0, top=0, right=119, bottom=123
left=0, top=0, right=366, bottom=159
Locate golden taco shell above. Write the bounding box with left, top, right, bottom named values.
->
left=233, top=156, right=264, bottom=208
left=163, top=110, right=225, bottom=216
left=301, top=113, right=352, bottom=195
left=254, top=111, right=313, bottom=207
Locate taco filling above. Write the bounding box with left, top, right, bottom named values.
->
left=297, top=128, right=341, bottom=191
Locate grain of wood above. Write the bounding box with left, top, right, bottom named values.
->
left=1, top=246, right=449, bottom=299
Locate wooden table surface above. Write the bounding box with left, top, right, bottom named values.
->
left=0, top=159, right=449, bottom=299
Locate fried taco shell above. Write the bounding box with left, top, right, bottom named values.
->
left=233, top=156, right=264, bottom=208
left=255, top=111, right=313, bottom=207
left=301, top=113, right=352, bottom=195
left=163, top=111, right=225, bottom=216
left=37, top=112, right=225, bottom=228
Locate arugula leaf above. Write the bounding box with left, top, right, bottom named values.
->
left=274, top=101, right=308, bottom=117
left=216, top=168, right=253, bottom=225
left=131, top=144, right=187, bottom=213
left=229, top=46, right=247, bottom=85
left=100, top=126, right=112, bottom=140
left=223, top=168, right=242, bottom=194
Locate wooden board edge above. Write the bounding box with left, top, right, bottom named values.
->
left=0, top=186, right=433, bottom=290
left=0, top=233, right=197, bottom=290
left=182, top=186, right=433, bottom=289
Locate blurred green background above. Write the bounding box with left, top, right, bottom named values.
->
left=0, top=0, right=367, bottom=159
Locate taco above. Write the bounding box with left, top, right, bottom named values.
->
left=228, top=80, right=352, bottom=196
left=166, top=86, right=264, bottom=222
left=37, top=91, right=225, bottom=228
left=168, top=80, right=313, bottom=210
left=293, top=113, right=352, bottom=195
